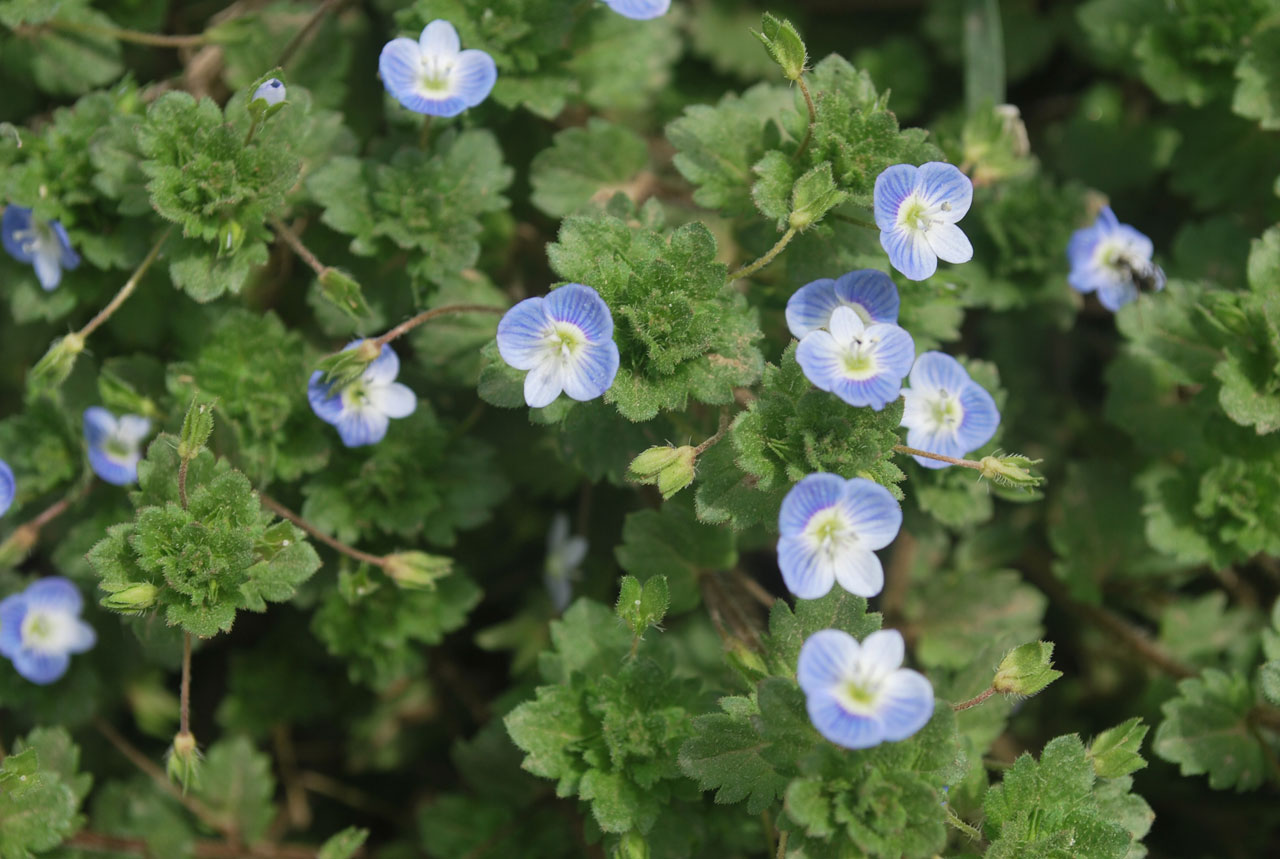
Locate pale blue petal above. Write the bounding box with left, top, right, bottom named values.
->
left=905, top=424, right=966, bottom=470
left=785, top=279, right=839, bottom=339
left=1066, top=227, right=1102, bottom=288
left=116, top=415, right=152, bottom=446
left=908, top=352, right=970, bottom=397
left=831, top=548, right=884, bottom=598
left=34, top=244, right=63, bottom=290
left=915, top=162, right=972, bottom=220
left=561, top=340, right=620, bottom=401
left=778, top=473, right=845, bottom=536
left=89, top=447, right=140, bottom=486
left=52, top=221, right=79, bottom=270
left=833, top=269, right=899, bottom=324
left=924, top=222, right=972, bottom=265
left=873, top=164, right=917, bottom=231
left=859, top=629, right=905, bottom=671
left=365, top=344, right=400, bottom=385
left=795, top=330, right=843, bottom=392
left=370, top=382, right=417, bottom=418
left=452, top=50, right=497, bottom=108
left=544, top=283, right=614, bottom=342
left=875, top=669, right=934, bottom=742
left=13, top=649, right=70, bottom=684
left=379, top=38, right=423, bottom=99
left=868, top=323, right=916, bottom=382
left=0, top=459, right=13, bottom=517
left=397, top=91, right=468, bottom=118
left=605, top=0, right=672, bottom=20
left=839, top=478, right=902, bottom=551
left=1096, top=205, right=1119, bottom=232
left=524, top=359, right=563, bottom=409
left=65, top=618, right=96, bottom=653
left=419, top=19, right=461, bottom=56
left=307, top=372, right=345, bottom=425
left=24, top=577, right=83, bottom=615
left=335, top=410, right=390, bottom=448
left=2, top=206, right=34, bottom=263
left=1097, top=282, right=1138, bottom=312
left=1112, top=223, right=1154, bottom=261
left=0, top=595, right=27, bottom=658
left=83, top=407, right=118, bottom=447
left=808, top=693, right=884, bottom=749
left=797, top=629, right=859, bottom=693
left=777, top=535, right=835, bottom=599
left=497, top=297, right=551, bottom=371
left=955, top=383, right=1000, bottom=453
left=829, top=373, right=904, bottom=411
left=880, top=226, right=936, bottom=281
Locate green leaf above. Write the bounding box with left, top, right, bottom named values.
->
left=614, top=499, right=737, bottom=613
left=0, top=729, right=87, bottom=857
left=1233, top=24, right=1280, bottom=128
left=787, top=161, right=847, bottom=231
left=194, top=737, right=276, bottom=844
left=1153, top=669, right=1267, bottom=791
left=765, top=590, right=881, bottom=676
left=1089, top=719, right=1150, bottom=779
left=615, top=574, right=670, bottom=638
left=318, top=826, right=369, bottom=859
left=530, top=120, right=648, bottom=218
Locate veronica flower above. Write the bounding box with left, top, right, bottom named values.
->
left=777, top=473, right=902, bottom=599
left=0, top=459, right=13, bottom=517
left=0, top=577, right=96, bottom=685
left=604, top=0, right=672, bottom=19
left=252, top=78, right=286, bottom=107
left=786, top=269, right=900, bottom=340
left=795, top=306, right=915, bottom=410
left=379, top=20, right=497, bottom=117
left=544, top=512, right=587, bottom=613
left=873, top=162, right=973, bottom=281
left=1067, top=206, right=1165, bottom=312
left=84, top=407, right=152, bottom=486
left=308, top=341, right=417, bottom=448
left=2, top=205, right=80, bottom=291
left=496, top=283, right=620, bottom=409
left=900, top=352, right=999, bottom=469
left=798, top=628, right=934, bottom=750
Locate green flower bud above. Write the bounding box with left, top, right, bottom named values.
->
left=318, top=267, right=372, bottom=320
left=993, top=641, right=1063, bottom=698
left=788, top=162, right=847, bottom=232
left=656, top=447, right=698, bottom=500
left=217, top=220, right=245, bottom=257
left=979, top=453, right=1044, bottom=489
left=29, top=332, right=85, bottom=392
left=613, top=831, right=650, bottom=859
left=628, top=445, right=683, bottom=479
left=752, top=13, right=808, bottom=82
left=177, top=396, right=217, bottom=461
left=383, top=551, right=453, bottom=589
left=102, top=583, right=160, bottom=614
left=166, top=731, right=201, bottom=794
left=315, top=344, right=376, bottom=388
left=628, top=445, right=698, bottom=500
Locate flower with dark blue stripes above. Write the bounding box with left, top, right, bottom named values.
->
left=379, top=20, right=497, bottom=117
left=786, top=269, right=900, bottom=340
left=2, top=205, right=80, bottom=291
left=900, top=352, right=999, bottom=469
left=84, top=408, right=151, bottom=486
left=795, top=306, right=915, bottom=410
left=777, top=473, right=902, bottom=600
left=873, top=162, right=973, bottom=281
left=308, top=342, right=417, bottom=447
left=1067, top=206, right=1165, bottom=311
left=496, top=283, right=620, bottom=409
left=798, top=628, right=934, bottom=750
left=0, top=577, right=96, bottom=685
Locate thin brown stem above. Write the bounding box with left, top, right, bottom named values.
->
left=179, top=634, right=193, bottom=735
left=66, top=830, right=325, bottom=859
left=370, top=304, right=505, bottom=350
left=259, top=493, right=387, bottom=568
left=47, top=19, right=208, bottom=48
left=792, top=77, right=817, bottom=161
left=893, top=444, right=983, bottom=471
left=178, top=460, right=190, bottom=510
left=277, top=0, right=348, bottom=67
left=271, top=218, right=326, bottom=277
left=693, top=411, right=732, bottom=456
left=78, top=228, right=171, bottom=340
left=953, top=686, right=996, bottom=712
left=728, top=226, right=797, bottom=283
left=296, top=770, right=404, bottom=823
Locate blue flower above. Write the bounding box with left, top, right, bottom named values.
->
left=308, top=341, right=418, bottom=448
left=604, top=0, right=671, bottom=19
left=252, top=78, right=286, bottom=106
left=84, top=407, right=152, bottom=486
left=2, top=205, right=80, bottom=291
left=1067, top=206, right=1165, bottom=312
left=496, top=283, right=621, bottom=409
left=873, top=162, right=973, bottom=281
left=379, top=20, right=497, bottom=117
left=0, top=459, right=13, bottom=517
left=786, top=269, right=900, bottom=339
left=795, top=306, right=915, bottom=410
left=777, top=473, right=902, bottom=599
left=900, top=352, right=999, bottom=469
left=0, top=577, right=96, bottom=685
left=545, top=512, right=587, bottom=613
left=798, top=628, right=934, bottom=750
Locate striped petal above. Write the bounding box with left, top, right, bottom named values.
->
left=785, top=279, right=839, bottom=339
left=23, top=577, right=83, bottom=615
left=955, top=383, right=1000, bottom=453
left=908, top=351, right=970, bottom=397
left=833, top=269, right=899, bottom=324
left=924, top=222, right=972, bottom=265
left=777, top=535, right=837, bottom=599
left=561, top=340, right=620, bottom=402
left=778, top=472, right=845, bottom=536
left=797, top=629, right=860, bottom=693
left=875, top=669, right=935, bottom=742
left=873, top=164, right=918, bottom=232
left=915, top=162, right=972, bottom=221
left=544, top=283, right=614, bottom=342
left=839, top=478, right=902, bottom=551
left=335, top=409, right=390, bottom=448
left=524, top=358, right=564, bottom=409
left=497, top=297, right=553, bottom=371
left=880, top=226, right=937, bottom=281
left=605, top=0, right=672, bottom=20
left=418, top=19, right=461, bottom=57
left=452, top=49, right=497, bottom=108
left=831, top=548, right=884, bottom=598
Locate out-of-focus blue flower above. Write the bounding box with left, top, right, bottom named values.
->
left=798, top=628, right=934, bottom=750
left=795, top=306, right=915, bottom=410
left=84, top=407, right=152, bottom=486
left=777, top=473, right=902, bottom=599
left=786, top=269, right=900, bottom=340
left=604, top=0, right=672, bottom=19
left=0, top=459, right=13, bottom=517
left=308, top=341, right=417, bottom=448
left=496, top=283, right=620, bottom=409
left=0, top=577, right=96, bottom=685
left=252, top=78, right=286, bottom=106
left=2, top=205, right=80, bottom=291
left=544, top=512, right=587, bottom=613
left=1067, top=206, right=1165, bottom=312
left=873, top=162, right=973, bottom=281
left=901, top=352, right=999, bottom=469
left=379, top=20, right=497, bottom=117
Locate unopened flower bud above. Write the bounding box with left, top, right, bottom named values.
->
left=383, top=551, right=452, bottom=589
left=102, top=583, right=160, bottom=614
left=252, top=78, right=286, bottom=107
left=628, top=445, right=682, bottom=479
left=628, top=445, right=698, bottom=500
left=993, top=641, right=1062, bottom=698
left=979, top=453, right=1044, bottom=489
left=30, top=332, right=85, bottom=391
left=613, top=831, right=650, bottom=859
left=166, top=731, right=201, bottom=794
left=217, top=220, right=245, bottom=257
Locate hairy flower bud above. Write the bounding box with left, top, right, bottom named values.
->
left=628, top=445, right=697, bottom=500
left=383, top=551, right=453, bottom=589
left=979, top=453, right=1044, bottom=489
left=101, top=583, right=160, bottom=614
left=166, top=731, right=201, bottom=794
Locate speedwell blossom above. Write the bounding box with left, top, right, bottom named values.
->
left=1067, top=206, right=1165, bottom=312
left=900, top=352, right=999, bottom=469
left=379, top=20, right=497, bottom=117
left=795, top=306, right=915, bottom=410
left=252, top=78, right=286, bottom=107
left=0, top=459, right=13, bottom=517
left=0, top=577, right=96, bottom=685
left=545, top=512, right=588, bottom=613
left=798, top=628, right=934, bottom=750
left=785, top=269, right=900, bottom=340
left=604, top=0, right=671, bottom=19
left=873, top=162, right=973, bottom=281
left=777, top=473, right=903, bottom=599
left=84, top=407, right=151, bottom=486
left=2, top=205, right=80, bottom=291
left=496, top=283, right=620, bottom=409
left=308, top=342, right=417, bottom=448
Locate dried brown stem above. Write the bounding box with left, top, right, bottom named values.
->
left=370, top=304, right=506, bottom=350
left=259, top=493, right=387, bottom=568
left=79, top=229, right=171, bottom=340
left=270, top=218, right=326, bottom=276
left=893, top=444, right=983, bottom=470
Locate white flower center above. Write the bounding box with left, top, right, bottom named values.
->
left=804, top=507, right=856, bottom=562
left=926, top=390, right=963, bottom=433
left=419, top=53, right=455, bottom=92
left=341, top=380, right=372, bottom=411
left=542, top=322, right=588, bottom=363
left=12, top=220, right=56, bottom=259
left=834, top=667, right=885, bottom=715
left=839, top=335, right=882, bottom=381
left=897, top=193, right=949, bottom=234
left=22, top=610, right=72, bottom=653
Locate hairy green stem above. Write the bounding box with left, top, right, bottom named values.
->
left=893, top=444, right=983, bottom=470
left=693, top=411, right=732, bottom=456
left=728, top=226, right=798, bottom=283
left=792, top=76, right=817, bottom=161
left=944, top=805, right=983, bottom=842
left=953, top=686, right=996, bottom=712
left=270, top=217, right=326, bottom=276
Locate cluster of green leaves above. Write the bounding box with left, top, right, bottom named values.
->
left=0, top=728, right=90, bottom=857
